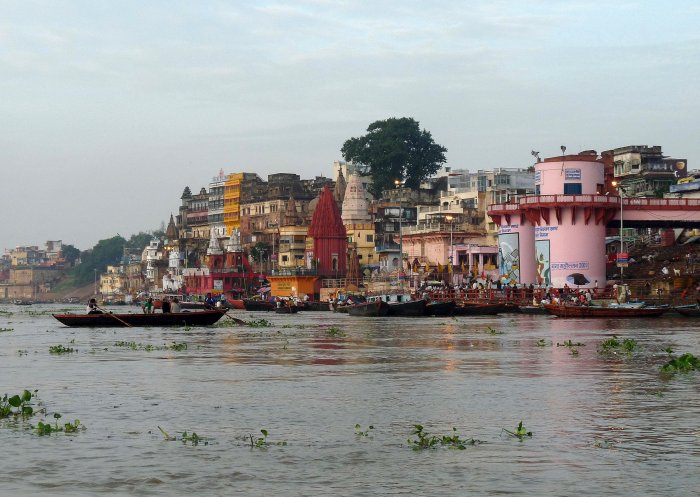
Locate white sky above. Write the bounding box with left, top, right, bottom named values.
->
left=2, top=0, right=699, bottom=251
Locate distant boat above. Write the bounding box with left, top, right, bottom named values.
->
left=543, top=303, right=668, bottom=318
left=274, top=304, right=299, bottom=314
left=424, top=300, right=456, bottom=316
left=517, top=305, right=548, bottom=315
left=243, top=299, right=275, bottom=311
left=367, top=293, right=427, bottom=317
left=674, top=304, right=700, bottom=317
left=452, top=303, right=502, bottom=316
left=52, top=310, right=225, bottom=327
left=346, top=300, right=389, bottom=317
left=13, top=300, right=33, bottom=306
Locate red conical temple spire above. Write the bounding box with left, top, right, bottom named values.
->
left=308, top=185, right=347, bottom=276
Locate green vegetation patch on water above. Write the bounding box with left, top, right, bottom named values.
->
left=661, top=353, right=700, bottom=374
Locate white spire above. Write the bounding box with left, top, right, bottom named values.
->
left=341, top=174, right=371, bottom=224
left=225, top=227, right=242, bottom=253
left=206, top=228, right=223, bottom=255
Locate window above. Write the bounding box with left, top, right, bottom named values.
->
left=535, top=184, right=540, bottom=195
left=564, top=183, right=582, bottom=195
left=366, top=234, right=373, bottom=243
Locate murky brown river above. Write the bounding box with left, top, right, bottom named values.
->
left=1, top=303, right=699, bottom=496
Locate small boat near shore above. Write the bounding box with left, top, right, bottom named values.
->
left=543, top=303, right=668, bottom=318
left=243, top=299, right=275, bottom=311
left=52, top=310, right=226, bottom=327
left=452, top=303, right=502, bottom=316
left=346, top=300, right=389, bottom=317
left=517, top=305, right=548, bottom=315
left=424, top=300, right=456, bottom=316
left=674, top=304, right=700, bottom=317
left=274, top=305, right=299, bottom=314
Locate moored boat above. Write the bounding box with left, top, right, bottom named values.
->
left=274, top=304, right=299, bottom=314
left=424, top=300, right=456, bottom=316
left=367, top=293, right=427, bottom=317
left=452, top=303, right=502, bottom=316
left=243, top=299, right=275, bottom=311
left=517, top=305, right=548, bottom=315
left=674, top=304, right=700, bottom=317
left=346, top=300, right=389, bottom=317
left=52, top=310, right=225, bottom=328
left=543, top=303, right=668, bottom=318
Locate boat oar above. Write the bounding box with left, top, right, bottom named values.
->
left=96, top=306, right=133, bottom=328
left=216, top=309, right=247, bottom=325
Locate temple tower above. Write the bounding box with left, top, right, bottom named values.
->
left=307, top=185, right=347, bottom=276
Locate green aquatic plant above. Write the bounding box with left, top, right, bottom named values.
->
left=598, top=336, right=637, bottom=355
left=557, top=340, right=585, bottom=348
left=0, top=327, right=14, bottom=332
left=486, top=326, right=503, bottom=335
left=157, top=426, right=209, bottom=445
left=536, top=339, right=549, bottom=347
left=326, top=327, right=346, bottom=337
left=661, top=353, right=700, bottom=374
left=502, top=421, right=532, bottom=440
left=407, top=425, right=482, bottom=450
left=0, top=390, right=36, bottom=419
left=247, top=429, right=287, bottom=448
left=247, top=319, right=272, bottom=328
left=49, top=344, right=75, bottom=354
left=354, top=423, right=374, bottom=437
left=35, top=413, right=83, bottom=435
left=113, top=341, right=188, bottom=352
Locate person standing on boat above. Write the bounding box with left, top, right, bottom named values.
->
left=161, top=297, right=171, bottom=313
left=170, top=297, right=181, bottom=313
left=86, top=298, right=103, bottom=314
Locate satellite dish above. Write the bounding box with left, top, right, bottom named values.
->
left=560, top=145, right=566, bottom=154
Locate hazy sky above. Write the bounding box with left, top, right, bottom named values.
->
left=2, top=0, right=699, bottom=251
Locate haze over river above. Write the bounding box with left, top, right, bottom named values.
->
left=1, top=304, right=699, bottom=496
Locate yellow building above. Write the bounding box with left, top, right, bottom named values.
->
left=345, top=223, right=376, bottom=270
left=223, top=173, right=244, bottom=235
left=99, top=266, right=127, bottom=299
left=277, top=225, right=308, bottom=269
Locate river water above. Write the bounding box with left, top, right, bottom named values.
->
left=0, top=303, right=699, bottom=496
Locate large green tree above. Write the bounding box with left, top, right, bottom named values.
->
left=73, top=235, right=126, bottom=286
left=341, top=117, right=447, bottom=196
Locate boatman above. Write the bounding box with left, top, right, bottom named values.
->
left=86, top=298, right=103, bottom=314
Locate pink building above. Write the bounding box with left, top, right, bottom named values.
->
left=489, top=153, right=615, bottom=288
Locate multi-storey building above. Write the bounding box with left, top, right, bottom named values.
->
left=603, top=145, right=687, bottom=197
left=208, top=170, right=226, bottom=238
left=223, top=172, right=264, bottom=235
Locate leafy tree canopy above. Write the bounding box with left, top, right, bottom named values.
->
left=60, top=244, right=81, bottom=265
left=72, top=235, right=126, bottom=286
left=341, top=117, right=447, bottom=196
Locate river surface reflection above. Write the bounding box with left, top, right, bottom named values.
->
left=1, top=304, right=699, bottom=496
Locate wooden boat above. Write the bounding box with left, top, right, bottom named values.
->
left=306, top=301, right=331, bottom=311
left=367, top=293, right=427, bottom=317
left=674, top=305, right=700, bottom=317
left=331, top=302, right=350, bottom=313
left=274, top=305, right=299, bottom=314
left=346, top=300, right=389, bottom=317
left=52, top=310, right=225, bottom=327
left=424, top=300, right=456, bottom=316
left=13, top=300, right=33, bottom=306
left=243, top=299, right=275, bottom=311
left=543, top=303, right=668, bottom=318
left=452, top=303, right=502, bottom=316
left=517, top=305, right=548, bottom=315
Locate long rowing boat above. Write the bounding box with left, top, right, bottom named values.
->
left=52, top=310, right=225, bottom=327
left=543, top=303, right=668, bottom=318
